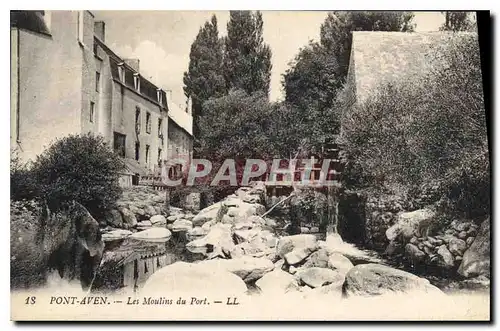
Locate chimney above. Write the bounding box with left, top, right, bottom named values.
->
left=94, top=21, right=105, bottom=42
left=165, top=90, right=173, bottom=104
left=124, top=59, right=140, bottom=72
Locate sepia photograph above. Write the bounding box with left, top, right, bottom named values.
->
left=9, top=9, right=491, bottom=321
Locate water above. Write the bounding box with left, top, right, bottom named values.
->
left=92, top=231, right=204, bottom=292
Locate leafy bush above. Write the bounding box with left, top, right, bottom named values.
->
left=10, top=151, right=38, bottom=201
left=28, top=134, right=125, bottom=216
left=339, top=33, right=489, bottom=218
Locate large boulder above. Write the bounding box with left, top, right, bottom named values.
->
left=327, top=253, right=354, bottom=276
left=198, top=256, right=274, bottom=283
left=119, top=208, right=137, bottom=229
left=448, top=238, right=467, bottom=256
left=276, top=234, right=318, bottom=259
left=458, top=217, right=490, bottom=278
left=141, top=262, right=247, bottom=296
left=437, top=245, right=455, bottom=268
left=101, top=229, right=132, bottom=241
left=186, top=223, right=234, bottom=257
left=386, top=208, right=436, bottom=241
left=131, top=228, right=171, bottom=241
left=405, top=243, right=426, bottom=265
left=192, top=203, right=222, bottom=227
left=343, top=263, right=443, bottom=297
left=105, top=209, right=123, bottom=228
left=302, top=249, right=330, bottom=268
left=171, top=219, right=193, bottom=232
left=150, top=215, right=167, bottom=225
left=255, top=269, right=299, bottom=295
left=296, top=267, right=344, bottom=288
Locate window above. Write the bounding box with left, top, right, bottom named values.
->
left=146, top=112, right=151, bottom=134
left=133, top=73, right=140, bottom=91
left=144, top=261, right=148, bottom=273
left=90, top=102, right=95, bottom=123
left=135, top=142, right=140, bottom=161
left=158, top=118, right=163, bottom=137
left=113, top=132, right=126, bottom=157
left=135, top=107, right=141, bottom=133
left=156, top=89, right=163, bottom=104
left=157, top=148, right=162, bottom=165
left=145, top=145, right=150, bottom=165
left=95, top=72, right=100, bottom=92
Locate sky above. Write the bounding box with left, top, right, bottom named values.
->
left=94, top=11, right=446, bottom=106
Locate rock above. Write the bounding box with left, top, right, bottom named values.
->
left=264, top=218, right=277, bottom=227
left=227, top=207, right=239, bottom=217
left=405, top=244, right=426, bottom=264
left=437, top=245, right=455, bottom=268
left=386, top=208, right=436, bottom=241
left=131, top=228, right=171, bottom=241
left=150, top=215, right=167, bottom=225
left=171, top=219, right=193, bottom=232
left=233, top=229, right=260, bottom=244
left=467, top=228, right=477, bottom=237
left=187, top=227, right=208, bottom=240
left=458, top=231, right=468, bottom=240
left=256, top=269, right=299, bottom=294
left=101, top=229, right=132, bottom=241
left=343, top=263, right=443, bottom=297
left=142, top=262, right=247, bottom=296
left=448, top=238, right=467, bottom=256
left=458, top=217, right=490, bottom=278
left=186, top=223, right=234, bottom=256
left=144, top=205, right=157, bottom=217
left=296, top=267, right=344, bottom=288
left=119, top=208, right=137, bottom=229
left=105, top=209, right=123, bottom=228
left=427, top=236, right=441, bottom=246
left=466, top=237, right=475, bottom=247
left=137, top=220, right=152, bottom=228
left=409, top=237, right=418, bottom=245
left=276, top=234, right=318, bottom=259
left=300, top=227, right=311, bottom=234
left=198, top=256, right=274, bottom=283
left=456, top=222, right=470, bottom=232
left=302, top=249, right=330, bottom=268
left=285, top=247, right=316, bottom=265
left=233, top=222, right=255, bottom=231
left=192, top=203, right=222, bottom=227
left=166, top=215, right=178, bottom=222
left=327, top=253, right=354, bottom=276
left=289, top=266, right=298, bottom=274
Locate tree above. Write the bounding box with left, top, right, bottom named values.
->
left=320, top=11, right=415, bottom=79
left=224, top=11, right=272, bottom=96
left=282, top=12, right=415, bottom=148
left=183, top=15, right=226, bottom=140
left=30, top=134, right=125, bottom=216
left=440, top=11, right=476, bottom=32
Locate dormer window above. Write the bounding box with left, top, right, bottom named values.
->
left=157, top=89, right=163, bottom=105
left=133, top=73, right=140, bottom=91
left=117, top=63, right=125, bottom=83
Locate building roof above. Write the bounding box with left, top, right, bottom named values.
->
left=347, top=31, right=476, bottom=104
left=168, top=100, right=193, bottom=136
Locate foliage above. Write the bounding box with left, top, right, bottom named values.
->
left=28, top=134, right=125, bottom=216
left=10, top=150, right=39, bottom=201
left=339, top=34, right=489, bottom=218
left=282, top=11, right=415, bottom=156
left=224, top=11, right=272, bottom=96
left=440, top=11, right=476, bottom=32
left=183, top=15, right=226, bottom=139
left=319, top=11, right=415, bottom=80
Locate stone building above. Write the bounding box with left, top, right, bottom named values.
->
left=10, top=10, right=193, bottom=184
